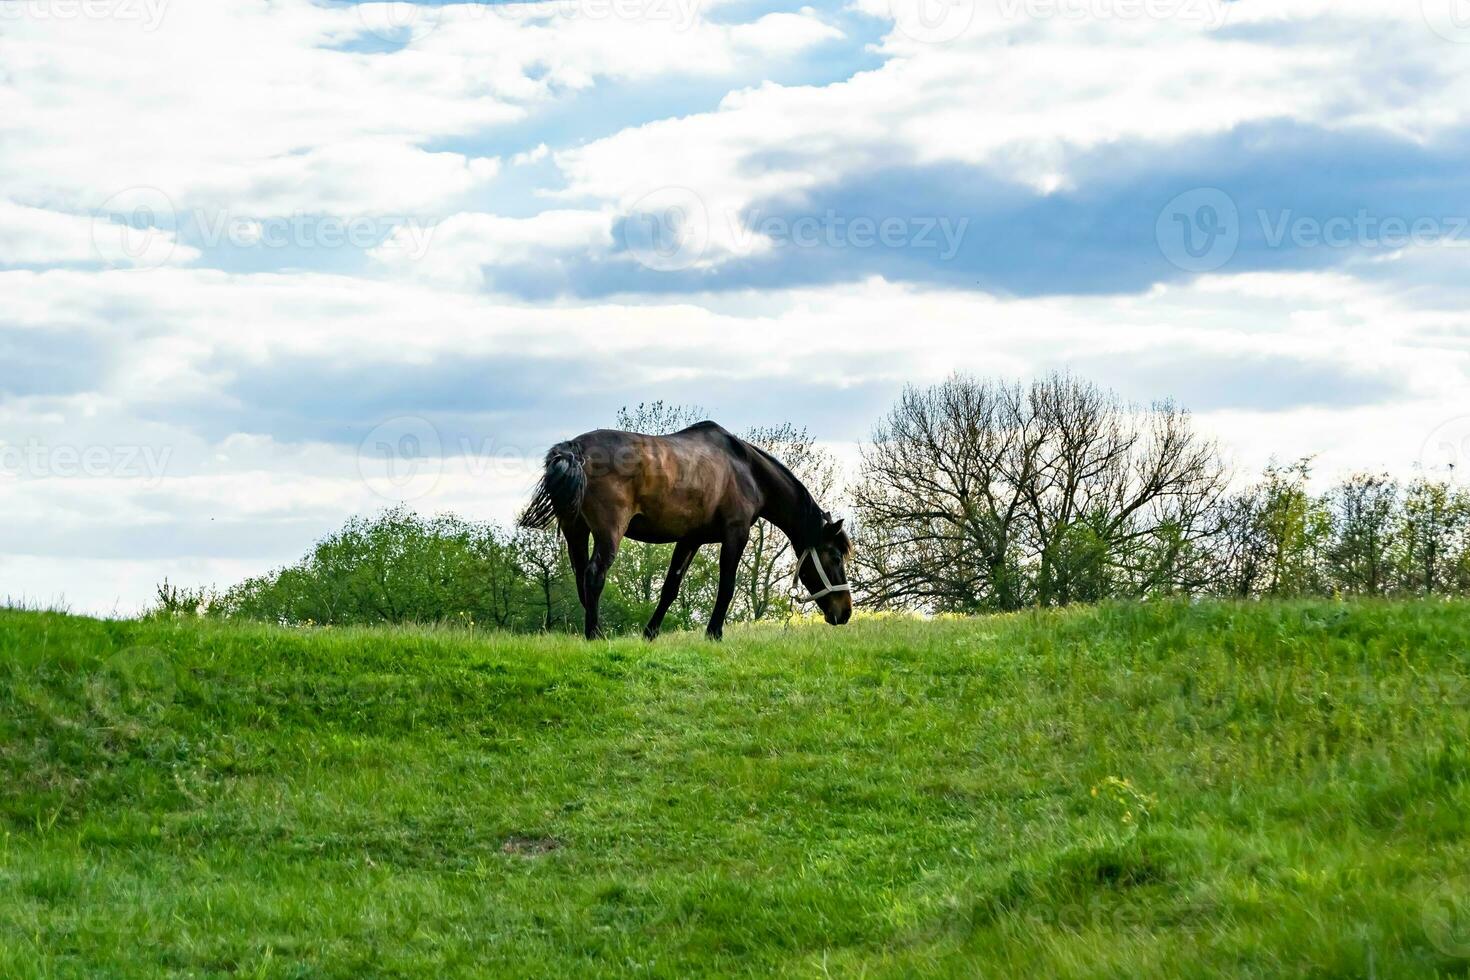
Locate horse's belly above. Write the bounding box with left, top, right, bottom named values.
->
left=628, top=481, right=725, bottom=541
left=621, top=441, right=735, bottom=542
left=624, top=514, right=686, bottom=544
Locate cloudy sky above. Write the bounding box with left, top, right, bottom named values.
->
left=3, top=0, right=1470, bottom=613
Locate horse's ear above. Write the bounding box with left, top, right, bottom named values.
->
left=826, top=518, right=852, bottom=555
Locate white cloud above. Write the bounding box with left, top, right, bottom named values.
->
left=550, top=0, right=1470, bottom=262
left=0, top=0, right=839, bottom=224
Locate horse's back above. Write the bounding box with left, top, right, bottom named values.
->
left=567, top=423, right=757, bottom=539
left=565, top=422, right=735, bottom=463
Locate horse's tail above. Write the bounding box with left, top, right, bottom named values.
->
left=518, top=443, right=586, bottom=530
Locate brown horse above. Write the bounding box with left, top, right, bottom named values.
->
left=519, top=421, right=852, bottom=639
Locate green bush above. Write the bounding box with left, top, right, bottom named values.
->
left=178, top=508, right=707, bottom=635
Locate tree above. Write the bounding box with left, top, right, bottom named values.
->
left=1394, top=478, right=1470, bottom=595
left=1020, top=376, right=1224, bottom=604
left=512, top=526, right=580, bottom=631
left=1209, top=460, right=1331, bottom=599
left=214, top=508, right=545, bottom=628
left=1324, top=473, right=1398, bottom=596
left=851, top=377, right=1035, bottom=612
left=851, top=373, right=1225, bottom=612
left=174, top=380, right=1470, bottom=630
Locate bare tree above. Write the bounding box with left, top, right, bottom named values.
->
left=852, top=378, right=1036, bottom=611
left=1022, top=378, right=1225, bottom=603
left=852, top=373, right=1225, bottom=611
left=512, top=526, right=574, bottom=631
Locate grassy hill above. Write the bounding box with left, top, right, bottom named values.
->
left=3, top=601, right=1470, bottom=977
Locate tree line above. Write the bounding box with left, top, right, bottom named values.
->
left=157, top=375, right=1470, bottom=629
left=853, top=374, right=1470, bottom=612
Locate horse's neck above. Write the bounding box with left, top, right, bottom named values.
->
left=754, top=455, right=815, bottom=550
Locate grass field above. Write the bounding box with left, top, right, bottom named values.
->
left=4, top=601, right=1470, bottom=977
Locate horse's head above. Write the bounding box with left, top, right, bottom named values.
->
left=794, top=514, right=852, bottom=625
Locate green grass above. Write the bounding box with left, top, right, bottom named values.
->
left=4, top=601, right=1470, bottom=977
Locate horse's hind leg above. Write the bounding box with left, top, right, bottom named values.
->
left=644, top=537, right=699, bottom=641
left=584, top=526, right=623, bottom=640
left=560, top=518, right=590, bottom=609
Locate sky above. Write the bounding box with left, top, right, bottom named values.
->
left=3, top=0, right=1470, bottom=614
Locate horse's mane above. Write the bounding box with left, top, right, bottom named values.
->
left=673, top=422, right=847, bottom=552
left=736, top=436, right=829, bottom=546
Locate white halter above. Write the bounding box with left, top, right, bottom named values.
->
left=789, top=546, right=851, bottom=604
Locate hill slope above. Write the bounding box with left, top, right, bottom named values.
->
left=3, top=602, right=1470, bottom=977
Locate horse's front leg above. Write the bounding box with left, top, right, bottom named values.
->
left=644, top=538, right=699, bottom=641
left=705, top=525, right=749, bottom=641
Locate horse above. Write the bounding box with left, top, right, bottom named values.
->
left=518, top=421, right=853, bottom=640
